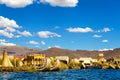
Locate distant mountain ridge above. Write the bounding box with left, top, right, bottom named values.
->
left=0, top=46, right=42, bottom=56
left=39, top=48, right=120, bottom=59
left=0, top=46, right=120, bottom=59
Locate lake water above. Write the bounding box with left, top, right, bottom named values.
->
left=0, top=69, right=120, bottom=80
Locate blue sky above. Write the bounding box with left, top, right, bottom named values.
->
left=0, top=0, right=120, bottom=50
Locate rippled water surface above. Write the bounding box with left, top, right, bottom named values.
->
left=0, top=69, right=120, bottom=80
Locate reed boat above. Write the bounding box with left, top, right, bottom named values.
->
left=50, top=59, right=60, bottom=71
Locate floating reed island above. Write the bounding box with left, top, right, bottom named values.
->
left=0, top=50, right=120, bottom=72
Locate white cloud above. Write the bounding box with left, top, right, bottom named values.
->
left=48, top=46, right=51, bottom=49
left=29, top=40, right=39, bottom=45
left=18, top=30, right=32, bottom=37
left=103, top=27, right=111, bottom=32
left=0, top=16, right=21, bottom=38
left=41, top=41, right=46, bottom=45
left=38, top=31, right=61, bottom=38
left=40, top=0, right=78, bottom=7
left=66, top=27, right=93, bottom=33
left=0, top=39, right=16, bottom=46
left=54, top=45, right=61, bottom=48
left=99, top=48, right=113, bottom=51
left=102, top=40, right=108, bottom=43
left=48, top=45, right=61, bottom=49
left=93, top=34, right=102, bottom=38
left=4, top=27, right=16, bottom=32
left=0, top=0, right=33, bottom=8
left=0, top=16, right=20, bottom=28
left=0, top=30, right=14, bottom=38
left=0, top=39, right=6, bottom=43
left=0, top=0, right=79, bottom=8
left=97, top=27, right=111, bottom=33
left=0, top=16, right=32, bottom=38
left=0, top=42, right=16, bottom=46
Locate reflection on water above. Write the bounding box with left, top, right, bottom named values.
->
left=0, top=69, right=120, bottom=80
